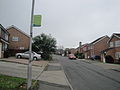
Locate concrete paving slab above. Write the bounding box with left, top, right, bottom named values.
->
left=48, top=63, right=61, bottom=66
left=46, top=65, right=62, bottom=71
left=38, top=81, right=71, bottom=90
left=38, top=71, right=69, bottom=86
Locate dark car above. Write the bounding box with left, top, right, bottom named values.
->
left=91, top=55, right=101, bottom=60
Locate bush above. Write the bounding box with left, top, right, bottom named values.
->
left=74, top=52, right=85, bottom=59
left=41, top=53, right=53, bottom=61
left=32, top=33, right=56, bottom=60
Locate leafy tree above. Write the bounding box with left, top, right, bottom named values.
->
left=74, top=51, right=85, bottom=59
left=32, top=33, right=57, bottom=60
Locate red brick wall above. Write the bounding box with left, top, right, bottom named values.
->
left=7, top=27, right=30, bottom=50
left=69, top=48, right=77, bottom=54
left=107, top=36, right=120, bottom=61
left=93, top=36, right=109, bottom=56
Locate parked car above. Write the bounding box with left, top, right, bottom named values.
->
left=90, top=55, right=101, bottom=60
left=68, top=54, right=76, bottom=60
left=16, top=51, right=41, bottom=60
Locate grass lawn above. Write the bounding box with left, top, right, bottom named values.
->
left=0, top=74, right=26, bottom=90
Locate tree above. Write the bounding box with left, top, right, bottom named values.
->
left=32, top=33, right=57, bottom=60
left=74, top=51, right=85, bottom=59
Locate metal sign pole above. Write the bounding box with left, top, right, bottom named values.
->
left=27, top=0, right=35, bottom=89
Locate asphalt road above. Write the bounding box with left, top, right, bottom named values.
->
left=54, top=55, right=120, bottom=90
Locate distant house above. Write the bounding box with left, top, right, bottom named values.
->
left=86, top=35, right=110, bottom=61
left=80, top=44, right=89, bottom=59
left=7, top=25, right=30, bottom=56
left=0, top=24, right=9, bottom=58
left=104, top=33, right=120, bottom=63
left=69, top=48, right=77, bottom=54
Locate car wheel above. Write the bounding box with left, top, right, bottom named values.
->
left=17, top=55, right=22, bottom=59
left=33, top=57, right=37, bottom=60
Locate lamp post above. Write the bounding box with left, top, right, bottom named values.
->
left=27, top=0, right=35, bottom=89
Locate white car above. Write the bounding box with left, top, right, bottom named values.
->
left=16, top=51, right=41, bottom=60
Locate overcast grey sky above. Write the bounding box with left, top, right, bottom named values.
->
left=0, top=0, right=120, bottom=48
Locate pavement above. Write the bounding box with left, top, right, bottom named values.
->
left=77, top=59, right=120, bottom=70
left=0, top=57, right=72, bottom=90
left=37, top=62, right=72, bottom=90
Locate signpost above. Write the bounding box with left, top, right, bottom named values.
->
left=27, top=0, right=35, bottom=89
left=27, top=0, right=42, bottom=89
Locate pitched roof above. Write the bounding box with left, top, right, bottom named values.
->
left=108, top=33, right=120, bottom=43
left=6, top=25, right=30, bottom=38
left=0, top=24, right=9, bottom=35
left=114, top=33, right=120, bottom=38
left=91, top=35, right=109, bottom=45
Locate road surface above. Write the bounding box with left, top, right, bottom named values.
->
left=54, top=55, right=120, bottom=90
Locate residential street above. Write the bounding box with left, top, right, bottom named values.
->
left=54, top=55, right=120, bottom=90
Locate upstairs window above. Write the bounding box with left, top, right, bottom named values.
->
left=115, top=40, right=120, bottom=47
left=12, top=36, right=19, bottom=41
left=110, top=42, right=114, bottom=47
left=5, top=34, right=8, bottom=41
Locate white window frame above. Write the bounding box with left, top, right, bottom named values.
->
left=12, top=36, right=19, bottom=41
left=110, top=42, right=114, bottom=47
left=115, top=52, right=120, bottom=59
left=5, top=34, right=8, bottom=41
left=115, top=40, right=120, bottom=47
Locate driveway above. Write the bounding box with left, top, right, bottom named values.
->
left=0, top=57, right=48, bottom=67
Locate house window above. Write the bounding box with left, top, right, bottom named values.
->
left=90, top=45, right=93, bottom=49
left=115, top=40, right=120, bottom=47
left=5, top=34, right=8, bottom=41
left=110, top=42, right=114, bottom=47
left=12, top=36, right=19, bottom=41
left=2, top=43, right=7, bottom=51
left=20, top=47, right=24, bottom=50
left=115, top=52, right=120, bottom=59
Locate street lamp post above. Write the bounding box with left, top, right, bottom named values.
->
left=27, top=0, right=35, bottom=89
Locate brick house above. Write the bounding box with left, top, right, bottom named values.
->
left=80, top=44, right=89, bottom=58
left=69, top=48, right=77, bottom=54
left=105, top=33, right=120, bottom=62
left=0, top=24, right=9, bottom=58
left=7, top=25, right=30, bottom=56
left=87, top=35, right=110, bottom=61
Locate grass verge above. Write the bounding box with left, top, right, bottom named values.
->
left=0, top=74, right=26, bottom=90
